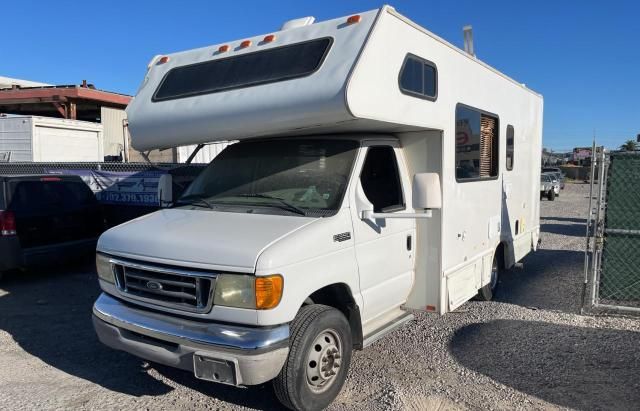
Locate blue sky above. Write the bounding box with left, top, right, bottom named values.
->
left=1, top=0, right=638, bottom=150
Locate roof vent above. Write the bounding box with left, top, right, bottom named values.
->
left=463, top=25, right=475, bottom=57
left=281, top=16, right=315, bottom=31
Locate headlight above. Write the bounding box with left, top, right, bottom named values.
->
left=214, top=275, right=256, bottom=309
left=96, top=253, right=115, bottom=284
left=214, top=274, right=283, bottom=310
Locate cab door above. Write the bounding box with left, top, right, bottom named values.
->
left=349, top=142, right=415, bottom=324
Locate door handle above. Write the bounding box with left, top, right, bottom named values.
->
left=406, top=235, right=412, bottom=251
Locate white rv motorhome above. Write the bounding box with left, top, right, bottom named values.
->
left=92, top=6, right=543, bottom=410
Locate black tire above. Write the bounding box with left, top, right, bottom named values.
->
left=273, top=305, right=353, bottom=411
left=478, top=251, right=500, bottom=301
left=547, top=190, right=555, bottom=201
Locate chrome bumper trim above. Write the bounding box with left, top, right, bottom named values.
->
left=93, top=293, right=289, bottom=352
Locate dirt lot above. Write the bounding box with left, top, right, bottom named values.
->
left=0, top=183, right=638, bottom=410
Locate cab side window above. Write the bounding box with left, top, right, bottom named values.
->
left=360, top=146, right=405, bottom=212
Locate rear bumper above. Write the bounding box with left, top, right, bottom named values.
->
left=22, top=238, right=97, bottom=266
left=0, top=237, right=97, bottom=271
left=92, top=293, right=289, bottom=386
left=0, top=237, right=21, bottom=271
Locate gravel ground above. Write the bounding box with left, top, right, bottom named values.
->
left=0, top=183, right=638, bottom=410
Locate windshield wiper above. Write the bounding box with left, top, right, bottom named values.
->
left=236, top=193, right=307, bottom=216
left=176, top=194, right=215, bottom=209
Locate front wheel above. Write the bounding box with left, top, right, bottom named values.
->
left=273, top=305, right=353, bottom=411
left=547, top=190, right=555, bottom=201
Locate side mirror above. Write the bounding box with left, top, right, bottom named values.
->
left=413, top=173, right=441, bottom=210
left=356, top=176, right=436, bottom=224
left=158, top=174, right=173, bottom=208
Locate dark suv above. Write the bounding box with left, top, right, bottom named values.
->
left=0, top=175, right=104, bottom=276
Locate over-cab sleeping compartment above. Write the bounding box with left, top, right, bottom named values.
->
left=126, top=9, right=380, bottom=151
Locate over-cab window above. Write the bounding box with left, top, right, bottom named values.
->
left=398, top=54, right=437, bottom=100
left=506, top=125, right=515, bottom=171
left=360, top=146, right=405, bottom=212
left=455, top=104, right=499, bottom=181
left=153, top=38, right=333, bottom=101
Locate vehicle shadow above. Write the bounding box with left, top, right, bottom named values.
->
left=0, top=261, right=284, bottom=408
left=0, top=261, right=171, bottom=396
left=542, top=216, right=586, bottom=224
left=151, top=364, right=284, bottom=410
left=540, top=223, right=586, bottom=237
left=449, top=319, right=640, bottom=410
left=496, top=249, right=584, bottom=314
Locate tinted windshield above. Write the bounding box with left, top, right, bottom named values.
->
left=180, top=139, right=359, bottom=216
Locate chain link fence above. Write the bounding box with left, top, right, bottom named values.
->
left=583, top=150, right=640, bottom=314
left=0, top=161, right=203, bottom=174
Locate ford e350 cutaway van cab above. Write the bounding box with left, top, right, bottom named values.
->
left=92, top=6, right=543, bottom=410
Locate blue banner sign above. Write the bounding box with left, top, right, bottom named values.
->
left=46, top=169, right=167, bottom=206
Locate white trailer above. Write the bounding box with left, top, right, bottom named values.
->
left=93, top=6, right=542, bottom=410
left=0, top=115, right=104, bottom=162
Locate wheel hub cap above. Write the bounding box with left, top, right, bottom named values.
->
left=306, top=329, right=342, bottom=392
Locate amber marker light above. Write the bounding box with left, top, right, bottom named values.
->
left=218, top=44, right=230, bottom=53
left=240, top=40, right=252, bottom=48
left=347, top=15, right=361, bottom=24
left=157, top=56, right=170, bottom=64
left=263, top=34, right=276, bottom=43
left=255, top=275, right=284, bottom=309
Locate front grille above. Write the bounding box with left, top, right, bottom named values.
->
left=110, top=258, right=216, bottom=313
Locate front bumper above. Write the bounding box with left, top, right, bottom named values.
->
left=93, top=293, right=289, bottom=386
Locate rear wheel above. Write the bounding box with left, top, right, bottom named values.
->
left=478, top=251, right=500, bottom=301
left=547, top=190, right=555, bottom=201
left=273, top=305, right=352, bottom=411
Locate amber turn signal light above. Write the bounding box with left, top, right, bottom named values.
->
left=255, top=275, right=284, bottom=309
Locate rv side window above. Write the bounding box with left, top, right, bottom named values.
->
left=455, top=104, right=499, bottom=181
left=398, top=54, right=437, bottom=100
left=360, top=146, right=405, bottom=212
left=153, top=38, right=333, bottom=101
left=506, top=125, right=514, bottom=171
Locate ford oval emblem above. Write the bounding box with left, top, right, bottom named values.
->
left=146, top=281, right=163, bottom=291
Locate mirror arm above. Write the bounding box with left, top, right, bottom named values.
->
left=361, top=210, right=433, bottom=220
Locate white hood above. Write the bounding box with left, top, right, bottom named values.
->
left=97, top=209, right=316, bottom=272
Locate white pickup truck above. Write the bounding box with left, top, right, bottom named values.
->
left=92, top=6, right=542, bottom=410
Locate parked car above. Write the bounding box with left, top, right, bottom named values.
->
left=540, top=174, right=557, bottom=201
left=542, top=167, right=565, bottom=189
left=544, top=172, right=561, bottom=196
left=0, top=175, right=104, bottom=278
